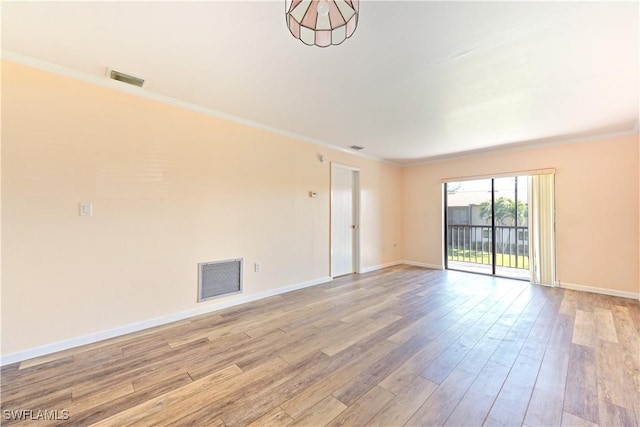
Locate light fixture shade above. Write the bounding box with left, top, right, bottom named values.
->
left=286, top=0, right=359, bottom=47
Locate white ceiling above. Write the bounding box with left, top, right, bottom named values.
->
left=2, top=1, right=638, bottom=164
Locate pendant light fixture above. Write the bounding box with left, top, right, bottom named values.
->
left=285, top=0, right=359, bottom=47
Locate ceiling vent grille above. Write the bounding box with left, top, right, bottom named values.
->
left=349, top=145, right=365, bottom=151
left=108, top=68, right=146, bottom=87
left=198, top=259, right=243, bottom=302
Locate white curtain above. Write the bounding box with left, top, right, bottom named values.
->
left=528, top=174, right=557, bottom=286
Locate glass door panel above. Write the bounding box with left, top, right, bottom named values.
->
left=445, top=176, right=530, bottom=281
left=445, top=179, right=493, bottom=275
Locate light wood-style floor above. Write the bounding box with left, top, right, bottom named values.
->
left=2, top=266, right=639, bottom=426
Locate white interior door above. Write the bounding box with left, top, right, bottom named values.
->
left=331, top=163, right=359, bottom=277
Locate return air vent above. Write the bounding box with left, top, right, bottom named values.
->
left=349, top=145, right=365, bottom=151
left=107, top=68, right=146, bottom=87
left=198, top=259, right=243, bottom=302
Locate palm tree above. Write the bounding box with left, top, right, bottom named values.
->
left=480, top=197, right=527, bottom=226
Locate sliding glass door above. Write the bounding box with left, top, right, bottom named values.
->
left=445, top=176, right=530, bottom=280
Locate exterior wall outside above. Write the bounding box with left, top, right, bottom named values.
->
left=447, top=204, right=487, bottom=226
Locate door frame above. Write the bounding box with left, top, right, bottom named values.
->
left=330, top=162, right=361, bottom=278
left=443, top=176, right=530, bottom=281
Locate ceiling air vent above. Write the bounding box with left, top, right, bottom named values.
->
left=349, top=145, right=365, bottom=151
left=107, top=68, right=146, bottom=88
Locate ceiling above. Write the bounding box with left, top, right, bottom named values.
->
left=2, top=1, right=638, bottom=164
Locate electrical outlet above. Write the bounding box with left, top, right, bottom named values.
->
left=80, top=202, right=92, bottom=216
left=254, top=262, right=261, bottom=273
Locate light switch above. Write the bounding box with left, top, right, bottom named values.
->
left=80, top=202, right=92, bottom=216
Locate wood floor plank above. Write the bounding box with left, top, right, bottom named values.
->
left=483, top=353, right=541, bottom=426
left=559, top=289, right=580, bottom=315
left=573, top=310, right=596, bottom=347
left=326, top=385, right=394, bottom=427
left=280, top=340, right=397, bottom=419
left=246, top=407, right=293, bottom=427
left=87, top=364, right=245, bottom=427
left=3, top=335, right=208, bottom=403
left=519, top=291, right=562, bottom=361
left=630, top=390, right=640, bottom=427
left=136, top=357, right=293, bottom=427
left=165, top=414, right=226, bottom=427
left=455, top=326, right=508, bottom=376
left=339, top=297, right=399, bottom=324
left=1, top=267, right=638, bottom=427
left=12, top=319, right=193, bottom=372
left=378, top=287, right=515, bottom=396
left=561, top=411, right=599, bottom=427
left=70, top=338, right=214, bottom=398
left=386, top=290, right=474, bottom=344
left=258, top=340, right=404, bottom=422
left=72, top=345, right=125, bottom=366
left=371, top=376, right=438, bottom=426
left=331, top=333, right=429, bottom=406
left=69, top=382, right=135, bottom=414
left=443, top=360, right=510, bottom=426
left=61, top=372, right=194, bottom=427
left=406, top=368, right=476, bottom=426
left=564, top=344, right=600, bottom=424
left=321, top=313, right=402, bottom=356
left=487, top=296, right=546, bottom=369
left=16, top=353, right=76, bottom=372
left=158, top=405, right=229, bottom=427
left=523, top=313, right=573, bottom=427
left=611, top=304, right=640, bottom=392
left=1, top=388, right=73, bottom=427
left=1, top=382, right=72, bottom=413
left=290, top=395, right=346, bottom=427
left=598, top=399, right=637, bottom=427
left=422, top=341, right=474, bottom=384
left=1, top=356, right=76, bottom=394
left=622, top=299, right=640, bottom=332
left=378, top=327, right=460, bottom=395
left=456, top=286, right=532, bottom=375
left=596, top=339, right=632, bottom=409
left=187, top=331, right=286, bottom=380
left=594, top=307, right=619, bottom=343
left=207, top=351, right=331, bottom=426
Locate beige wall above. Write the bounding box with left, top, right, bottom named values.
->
left=403, top=134, right=640, bottom=295
left=1, top=61, right=403, bottom=357
left=2, top=59, right=638, bottom=361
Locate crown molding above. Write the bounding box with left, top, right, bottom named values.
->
left=3, top=51, right=634, bottom=170
left=1, top=50, right=401, bottom=167
left=402, top=127, right=640, bottom=167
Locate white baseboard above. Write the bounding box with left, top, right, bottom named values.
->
left=359, top=261, right=405, bottom=273
left=360, top=260, right=444, bottom=273
left=0, top=276, right=332, bottom=366
left=401, top=260, right=444, bottom=270
left=14, top=269, right=634, bottom=366
left=559, top=282, right=639, bottom=300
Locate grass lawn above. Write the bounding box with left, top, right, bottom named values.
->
left=448, top=249, right=529, bottom=269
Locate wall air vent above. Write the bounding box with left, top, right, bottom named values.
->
left=349, top=145, right=365, bottom=151
left=108, top=68, right=146, bottom=88
left=198, top=259, right=243, bottom=302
